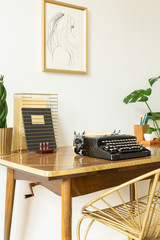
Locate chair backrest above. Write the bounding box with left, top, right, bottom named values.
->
left=140, top=170, right=160, bottom=239
left=82, top=168, right=160, bottom=240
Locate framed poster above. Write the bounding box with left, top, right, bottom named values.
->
left=42, top=0, right=87, bottom=74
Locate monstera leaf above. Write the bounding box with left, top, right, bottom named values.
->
left=147, top=112, right=160, bottom=120
left=123, top=88, right=152, bottom=104
left=149, top=76, right=160, bottom=87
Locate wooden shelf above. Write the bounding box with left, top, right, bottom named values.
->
left=141, top=138, right=160, bottom=146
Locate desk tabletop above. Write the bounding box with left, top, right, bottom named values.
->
left=0, top=146, right=160, bottom=178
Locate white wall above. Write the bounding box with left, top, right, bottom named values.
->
left=0, top=0, right=160, bottom=239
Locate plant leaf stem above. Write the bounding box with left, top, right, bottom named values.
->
left=145, top=101, right=160, bottom=138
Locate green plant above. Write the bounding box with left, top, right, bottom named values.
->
left=146, top=127, right=154, bottom=134
left=0, top=75, right=8, bottom=128
left=123, top=75, right=160, bottom=138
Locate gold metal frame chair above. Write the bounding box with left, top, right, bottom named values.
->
left=77, top=168, right=160, bottom=240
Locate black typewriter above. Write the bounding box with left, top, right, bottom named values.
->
left=73, top=132, right=151, bottom=161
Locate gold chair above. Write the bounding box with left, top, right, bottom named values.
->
left=77, top=168, right=160, bottom=240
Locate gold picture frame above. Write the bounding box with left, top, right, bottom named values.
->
left=42, top=0, right=87, bottom=74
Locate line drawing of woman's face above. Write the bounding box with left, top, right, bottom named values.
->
left=47, top=12, right=78, bottom=66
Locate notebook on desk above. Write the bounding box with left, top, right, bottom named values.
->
left=73, top=131, right=151, bottom=161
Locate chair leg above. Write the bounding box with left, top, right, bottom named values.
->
left=77, top=216, right=86, bottom=240
left=76, top=216, right=95, bottom=240
left=84, top=219, right=95, bottom=240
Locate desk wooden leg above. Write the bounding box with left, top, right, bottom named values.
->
left=130, top=183, right=135, bottom=202
left=61, top=178, right=72, bottom=240
left=4, top=168, right=16, bottom=240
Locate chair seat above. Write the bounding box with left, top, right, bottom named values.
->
left=82, top=195, right=160, bottom=240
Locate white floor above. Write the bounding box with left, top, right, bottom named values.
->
left=87, top=233, right=127, bottom=240
left=80, top=223, right=128, bottom=240
left=89, top=235, right=127, bottom=240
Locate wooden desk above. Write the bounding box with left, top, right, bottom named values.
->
left=1, top=146, right=160, bottom=240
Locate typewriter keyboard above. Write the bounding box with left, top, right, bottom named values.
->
left=101, top=138, right=144, bottom=154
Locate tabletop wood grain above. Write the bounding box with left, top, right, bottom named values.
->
left=0, top=146, right=160, bottom=178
